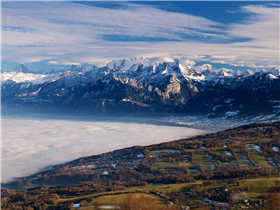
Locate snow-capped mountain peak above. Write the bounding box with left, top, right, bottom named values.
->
left=268, top=72, right=279, bottom=80
left=70, top=65, right=98, bottom=73
left=1, top=71, right=59, bottom=85
left=1, top=57, right=280, bottom=118
left=234, top=69, right=244, bottom=77
left=2, top=58, right=279, bottom=88
left=270, top=67, right=280, bottom=76
left=106, top=56, right=151, bottom=71
left=244, top=68, right=268, bottom=76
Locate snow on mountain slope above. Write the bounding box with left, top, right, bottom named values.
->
left=70, top=65, right=98, bottom=73
left=244, top=68, right=268, bottom=76
left=215, top=68, right=235, bottom=77
left=1, top=58, right=279, bottom=89
left=268, top=72, right=279, bottom=80
left=192, top=63, right=213, bottom=72
left=270, top=67, right=280, bottom=76
left=120, top=62, right=205, bottom=86
left=175, top=63, right=205, bottom=81
left=1, top=71, right=59, bottom=85
left=1, top=58, right=280, bottom=117
left=123, top=62, right=185, bottom=86
left=107, top=56, right=151, bottom=72
left=235, top=69, right=244, bottom=76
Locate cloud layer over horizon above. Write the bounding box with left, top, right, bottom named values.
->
left=1, top=2, right=279, bottom=69
left=2, top=118, right=207, bottom=182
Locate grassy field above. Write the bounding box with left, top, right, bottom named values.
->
left=238, top=177, right=280, bottom=200
left=59, top=190, right=128, bottom=202
left=211, top=150, right=227, bottom=156
left=249, top=151, right=274, bottom=169
left=95, top=193, right=165, bottom=205
left=152, top=161, right=180, bottom=169
left=59, top=182, right=202, bottom=203
left=194, top=153, right=207, bottom=160
left=73, top=193, right=165, bottom=210
left=58, top=176, right=280, bottom=208
left=130, top=181, right=204, bottom=193
left=236, top=153, right=251, bottom=166
left=192, top=152, right=215, bottom=171
left=184, top=149, right=196, bottom=152
left=250, top=138, right=275, bottom=143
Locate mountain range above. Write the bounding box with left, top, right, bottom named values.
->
left=1, top=57, right=280, bottom=118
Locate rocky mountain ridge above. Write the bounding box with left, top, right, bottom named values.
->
left=1, top=58, right=280, bottom=117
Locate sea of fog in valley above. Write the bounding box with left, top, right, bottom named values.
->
left=1, top=110, right=211, bottom=183
left=2, top=107, right=274, bottom=183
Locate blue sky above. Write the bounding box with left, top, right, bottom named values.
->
left=1, top=1, right=279, bottom=71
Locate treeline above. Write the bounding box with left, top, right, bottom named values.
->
left=146, top=168, right=278, bottom=184
left=68, top=146, right=145, bottom=167
left=1, top=189, right=60, bottom=210
left=1, top=180, right=148, bottom=210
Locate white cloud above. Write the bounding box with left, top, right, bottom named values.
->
left=202, top=64, right=212, bottom=69
left=178, top=58, right=196, bottom=67
left=155, top=57, right=175, bottom=63
left=48, top=61, right=59, bottom=64
left=1, top=2, right=279, bottom=68
left=62, top=62, right=81, bottom=66
left=2, top=2, right=220, bottom=45
left=226, top=10, right=236, bottom=14
left=2, top=117, right=207, bottom=182
left=231, top=63, right=245, bottom=67
left=227, top=5, right=279, bottom=49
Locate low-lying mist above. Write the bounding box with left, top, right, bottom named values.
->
left=2, top=116, right=209, bottom=183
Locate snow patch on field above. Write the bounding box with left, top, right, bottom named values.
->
left=272, top=147, right=279, bottom=152
left=223, top=151, right=233, bottom=156
left=163, top=150, right=179, bottom=153
left=204, top=198, right=229, bottom=206
left=102, top=170, right=109, bottom=175
left=246, top=144, right=261, bottom=152
left=136, top=154, right=145, bottom=158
